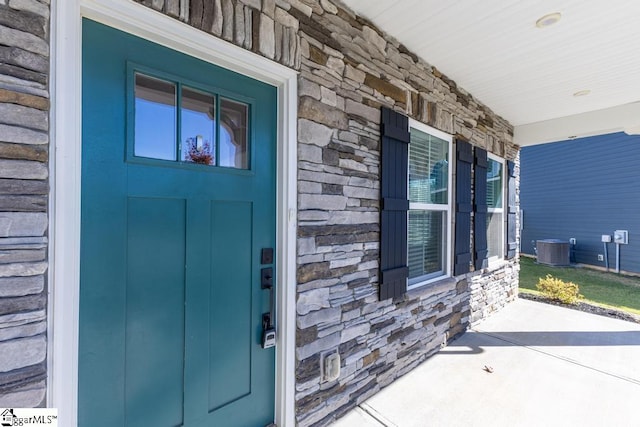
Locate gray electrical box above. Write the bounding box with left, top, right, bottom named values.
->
left=601, top=235, right=612, bottom=243
left=614, top=230, right=628, bottom=245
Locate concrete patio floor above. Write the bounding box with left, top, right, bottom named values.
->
left=333, top=298, right=640, bottom=427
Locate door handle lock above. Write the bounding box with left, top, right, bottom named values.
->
left=262, top=313, right=276, bottom=349
left=261, top=267, right=273, bottom=289
left=261, top=267, right=275, bottom=349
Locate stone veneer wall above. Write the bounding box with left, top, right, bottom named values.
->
left=139, top=1, right=520, bottom=425
left=0, top=0, right=521, bottom=421
left=0, top=0, right=50, bottom=407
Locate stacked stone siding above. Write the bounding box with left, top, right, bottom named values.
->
left=139, top=1, right=520, bottom=425
left=0, top=0, right=521, bottom=422
left=0, top=0, right=50, bottom=408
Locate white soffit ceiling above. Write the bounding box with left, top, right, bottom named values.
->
left=341, top=0, right=640, bottom=145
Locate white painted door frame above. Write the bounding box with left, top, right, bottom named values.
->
left=50, top=1, right=298, bottom=426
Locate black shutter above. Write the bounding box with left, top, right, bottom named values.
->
left=454, top=139, right=472, bottom=276
left=474, top=148, right=488, bottom=270
left=506, top=160, right=517, bottom=259
left=379, top=107, right=410, bottom=300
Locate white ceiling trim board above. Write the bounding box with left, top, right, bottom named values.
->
left=514, top=103, right=640, bottom=146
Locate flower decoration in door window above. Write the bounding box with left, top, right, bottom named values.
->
left=181, top=86, right=216, bottom=166
left=184, top=135, right=213, bottom=165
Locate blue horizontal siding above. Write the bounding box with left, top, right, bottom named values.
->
left=521, top=132, right=640, bottom=273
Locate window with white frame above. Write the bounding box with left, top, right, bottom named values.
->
left=407, top=121, right=452, bottom=287
left=486, top=154, right=504, bottom=261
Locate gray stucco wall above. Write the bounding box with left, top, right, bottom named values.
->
left=521, top=132, right=640, bottom=273
left=0, top=0, right=50, bottom=407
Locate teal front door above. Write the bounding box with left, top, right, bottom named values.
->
left=79, top=20, right=277, bottom=427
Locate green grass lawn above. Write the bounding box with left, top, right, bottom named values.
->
left=519, top=256, right=640, bottom=315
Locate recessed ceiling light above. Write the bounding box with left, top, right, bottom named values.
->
left=536, top=12, right=562, bottom=28
left=573, top=90, right=591, bottom=97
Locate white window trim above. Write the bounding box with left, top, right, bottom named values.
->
left=487, top=152, right=506, bottom=266
left=406, top=119, right=453, bottom=290
left=50, top=1, right=298, bottom=426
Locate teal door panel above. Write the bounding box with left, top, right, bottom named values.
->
left=125, top=198, right=186, bottom=427
left=80, top=19, right=277, bottom=427
left=209, top=201, right=253, bottom=411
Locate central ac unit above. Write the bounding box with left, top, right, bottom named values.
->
left=536, top=239, right=570, bottom=266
